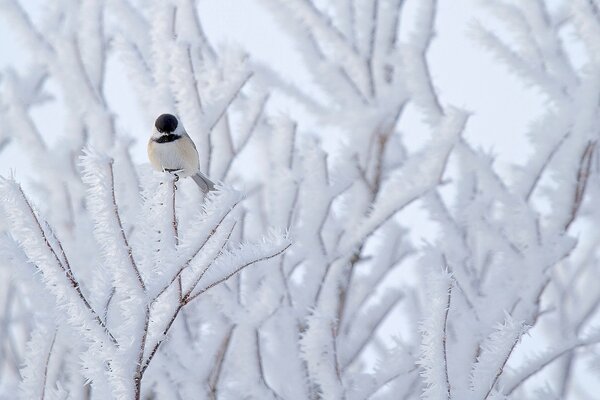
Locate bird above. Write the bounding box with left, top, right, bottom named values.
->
left=148, top=113, right=215, bottom=193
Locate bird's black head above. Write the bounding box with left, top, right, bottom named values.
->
left=155, top=114, right=179, bottom=133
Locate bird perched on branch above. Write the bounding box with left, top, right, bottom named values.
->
left=148, top=113, right=215, bottom=193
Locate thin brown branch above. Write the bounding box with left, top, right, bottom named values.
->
left=366, top=366, right=419, bottom=400
left=72, top=35, right=104, bottom=106
left=212, top=111, right=234, bottom=179
left=442, top=284, right=452, bottom=400
left=342, top=290, right=404, bottom=370
left=344, top=248, right=412, bottom=331
left=504, top=332, right=600, bottom=395
left=221, top=93, right=269, bottom=181
left=564, top=140, right=596, bottom=231
left=278, top=253, right=293, bottom=307
left=185, top=221, right=236, bottom=297
left=186, top=44, right=204, bottom=113
left=208, top=326, right=234, bottom=399
left=353, top=154, right=372, bottom=191
left=483, top=333, right=521, bottom=400
left=171, top=178, right=179, bottom=245
left=387, top=0, right=404, bottom=52
left=40, top=329, right=58, bottom=400
left=177, top=276, right=183, bottom=303
left=331, top=324, right=344, bottom=390
left=103, top=287, right=116, bottom=325
left=525, top=131, right=570, bottom=200
left=366, top=0, right=379, bottom=98
left=139, top=304, right=183, bottom=377
left=186, top=243, right=292, bottom=303
left=338, top=66, right=369, bottom=104
left=237, top=94, right=269, bottom=154
left=108, top=161, right=145, bottom=291
left=209, top=72, right=254, bottom=132
left=256, top=328, right=283, bottom=399
left=134, top=306, right=151, bottom=400
left=336, top=125, right=395, bottom=332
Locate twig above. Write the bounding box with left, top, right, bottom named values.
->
left=139, top=304, right=183, bottom=377
left=564, top=141, right=596, bottom=231
left=209, top=72, right=254, bottom=132
left=72, top=35, right=104, bottom=106
left=366, top=0, right=379, bottom=98
left=331, top=324, right=344, bottom=391
left=134, top=306, right=151, bottom=400
left=442, top=284, right=452, bottom=400
left=366, top=366, right=419, bottom=399
left=40, top=328, right=58, bottom=400
left=108, top=161, right=145, bottom=291
left=503, top=330, right=600, bottom=395
left=186, top=243, right=291, bottom=303
left=186, top=43, right=204, bottom=113
left=171, top=178, right=178, bottom=245
left=336, top=126, right=395, bottom=332
left=208, top=326, right=234, bottom=399
left=342, top=290, right=404, bottom=370
left=103, top=287, right=116, bottom=325
left=184, top=222, right=237, bottom=298
left=344, top=248, right=412, bottom=331
left=525, top=131, right=570, bottom=200
left=256, top=328, right=283, bottom=399
left=221, top=93, right=269, bottom=181
left=483, top=333, right=520, bottom=400
left=338, top=66, right=369, bottom=104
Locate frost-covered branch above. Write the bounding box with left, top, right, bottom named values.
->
left=1, top=0, right=598, bottom=398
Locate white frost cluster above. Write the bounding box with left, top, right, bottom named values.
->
left=0, top=0, right=599, bottom=399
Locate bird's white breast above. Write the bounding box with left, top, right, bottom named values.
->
left=148, top=135, right=199, bottom=177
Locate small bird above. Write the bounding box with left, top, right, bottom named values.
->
left=148, top=113, right=215, bottom=193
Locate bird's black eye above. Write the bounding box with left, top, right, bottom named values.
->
left=155, top=114, right=179, bottom=133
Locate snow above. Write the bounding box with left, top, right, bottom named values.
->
left=1, top=0, right=600, bottom=398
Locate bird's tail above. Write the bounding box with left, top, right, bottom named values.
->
left=191, top=172, right=215, bottom=194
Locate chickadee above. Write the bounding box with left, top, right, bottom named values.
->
left=148, top=113, right=215, bottom=193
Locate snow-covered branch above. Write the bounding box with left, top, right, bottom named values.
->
left=1, top=0, right=599, bottom=398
